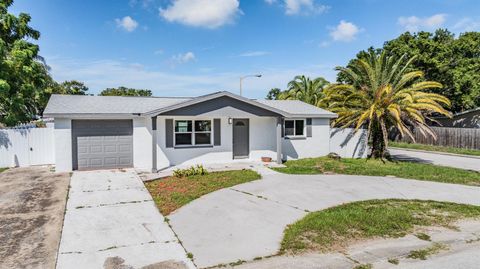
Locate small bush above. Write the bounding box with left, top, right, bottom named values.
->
left=173, top=165, right=208, bottom=177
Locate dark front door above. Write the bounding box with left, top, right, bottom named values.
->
left=233, top=119, right=249, bottom=159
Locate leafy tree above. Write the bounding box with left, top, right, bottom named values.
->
left=324, top=51, right=451, bottom=159
left=99, top=86, right=152, bottom=97
left=0, top=0, right=52, bottom=126
left=55, top=80, right=89, bottom=95
left=280, top=75, right=329, bottom=107
left=266, top=88, right=281, bottom=100
left=344, top=29, right=480, bottom=113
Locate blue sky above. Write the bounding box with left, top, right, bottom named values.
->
left=11, top=0, right=480, bottom=99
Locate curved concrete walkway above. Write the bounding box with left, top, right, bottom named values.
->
left=168, top=173, right=480, bottom=268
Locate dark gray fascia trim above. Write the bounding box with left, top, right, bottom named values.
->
left=143, top=91, right=289, bottom=117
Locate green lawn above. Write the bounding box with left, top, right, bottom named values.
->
left=145, top=169, right=261, bottom=215
left=390, top=141, right=480, bottom=157
left=281, top=199, right=480, bottom=253
left=273, top=157, right=480, bottom=186
left=0, top=168, right=7, bottom=173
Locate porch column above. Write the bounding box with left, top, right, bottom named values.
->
left=151, top=116, right=157, bottom=173
left=276, top=117, right=283, bottom=164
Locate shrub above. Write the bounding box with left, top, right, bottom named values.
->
left=173, top=165, right=208, bottom=177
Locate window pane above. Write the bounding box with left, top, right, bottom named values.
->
left=295, top=120, right=304, bottom=136
left=195, top=133, right=211, bottom=145
left=195, top=120, right=211, bottom=132
left=175, top=133, right=192, bottom=145
left=175, top=121, right=192, bottom=132
left=285, top=120, right=294, bottom=136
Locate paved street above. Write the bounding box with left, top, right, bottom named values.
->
left=390, top=148, right=480, bottom=171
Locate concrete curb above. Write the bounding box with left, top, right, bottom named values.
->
left=390, top=147, right=480, bottom=160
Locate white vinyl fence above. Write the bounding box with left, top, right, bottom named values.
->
left=330, top=128, right=368, bottom=158
left=0, top=127, right=55, bottom=168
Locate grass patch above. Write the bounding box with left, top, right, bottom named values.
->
left=390, top=142, right=480, bottom=157
left=353, top=264, right=372, bottom=269
left=145, top=169, right=261, bottom=215
left=415, top=232, right=431, bottom=241
left=281, top=199, right=480, bottom=253
left=407, top=243, right=448, bottom=260
left=0, top=167, right=8, bottom=173
left=273, top=157, right=480, bottom=186
left=387, top=258, right=399, bottom=265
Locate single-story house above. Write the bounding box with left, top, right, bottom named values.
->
left=43, top=91, right=353, bottom=172
left=431, top=107, right=480, bottom=128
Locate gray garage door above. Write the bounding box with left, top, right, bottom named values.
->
left=72, top=120, right=133, bottom=170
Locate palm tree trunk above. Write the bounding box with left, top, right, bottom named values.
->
left=369, top=120, right=386, bottom=159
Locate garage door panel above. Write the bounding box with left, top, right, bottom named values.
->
left=118, top=144, right=131, bottom=153
left=72, top=120, right=133, bottom=170
left=103, top=145, right=117, bottom=153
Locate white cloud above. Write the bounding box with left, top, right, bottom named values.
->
left=398, top=14, right=447, bottom=32
left=46, top=57, right=337, bottom=98
left=264, top=0, right=277, bottom=4
left=115, top=16, right=139, bottom=32
left=284, top=0, right=329, bottom=15
left=159, top=0, right=241, bottom=29
left=171, top=52, right=196, bottom=64
left=453, top=17, right=480, bottom=31
left=238, top=51, right=270, bottom=57
left=129, top=0, right=154, bottom=8
left=330, top=20, right=360, bottom=42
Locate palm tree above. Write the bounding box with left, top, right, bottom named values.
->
left=279, top=75, right=329, bottom=107
left=323, top=51, right=451, bottom=159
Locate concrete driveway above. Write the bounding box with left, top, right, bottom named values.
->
left=390, top=148, right=480, bottom=171
left=57, top=170, right=195, bottom=269
left=0, top=167, right=70, bottom=269
left=168, top=173, right=480, bottom=268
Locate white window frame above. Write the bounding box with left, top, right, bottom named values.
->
left=174, top=119, right=213, bottom=147
left=284, top=119, right=306, bottom=138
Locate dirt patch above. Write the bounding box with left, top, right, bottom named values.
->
left=0, top=166, right=70, bottom=269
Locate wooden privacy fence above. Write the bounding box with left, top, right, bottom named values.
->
left=0, top=127, right=55, bottom=168
left=394, top=126, right=480, bottom=150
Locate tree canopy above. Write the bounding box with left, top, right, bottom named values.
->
left=341, top=29, right=480, bottom=113
left=265, top=76, right=330, bottom=107
left=0, top=0, right=53, bottom=126
left=99, top=86, right=152, bottom=97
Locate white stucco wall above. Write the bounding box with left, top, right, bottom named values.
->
left=54, top=118, right=72, bottom=172
left=155, top=116, right=279, bottom=169
left=154, top=116, right=335, bottom=169
left=330, top=128, right=368, bottom=158
left=133, top=117, right=153, bottom=171
left=282, top=118, right=330, bottom=160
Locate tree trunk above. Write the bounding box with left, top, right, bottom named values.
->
left=369, top=121, right=386, bottom=159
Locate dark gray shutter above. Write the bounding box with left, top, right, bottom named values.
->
left=213, top=118, right=221, bottom=146
left=306, top=118, right=312, bottom=137
left=166, top=119, right=173, bottom=148
left=281, top=118, right=285, bottom=138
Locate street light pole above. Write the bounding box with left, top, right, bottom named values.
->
left=239, top=74, right=262, bottom=96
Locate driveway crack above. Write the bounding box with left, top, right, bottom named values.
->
left=229, top=188, right=309, bottom=212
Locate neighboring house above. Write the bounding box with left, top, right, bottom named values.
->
left=43, top=91, right=355, bottom=172
left=432, top=107, right=480, bottom=128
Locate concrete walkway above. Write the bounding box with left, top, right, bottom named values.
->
left=168, top=173, right=480, bottom=268
left=390, top=148, right=480, bottom=171
left=56, top=170, right=195, bottom=269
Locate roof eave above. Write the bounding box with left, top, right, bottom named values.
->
left=43, top=113, right=144, bottom=119
left=142, top=91, right=289, bottom=117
